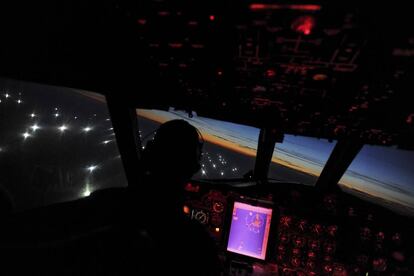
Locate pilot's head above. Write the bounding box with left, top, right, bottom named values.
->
left=143, top=119, right=203, bottom=183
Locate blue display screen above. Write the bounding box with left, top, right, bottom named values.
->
left=227, top=202, right=273, bottom=260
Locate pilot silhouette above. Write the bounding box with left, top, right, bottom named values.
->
left=139, top=119, right=220, bottom=275
left=142, top=119, right=202, bottom=188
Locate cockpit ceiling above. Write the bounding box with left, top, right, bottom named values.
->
left=130, top=0, right=414, bottom=148
left=0, top=0, right=413, bottom=148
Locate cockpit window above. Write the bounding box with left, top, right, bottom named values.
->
left=269, top=136, right=336, bottom=186
left=0, top=78, right=128, bottom=212
left=339, top=145, right=414, bottom=216
left=137, top=108, right=258, bottom=179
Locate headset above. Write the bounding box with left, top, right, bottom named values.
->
left=142, top=120, right=204, bottom=176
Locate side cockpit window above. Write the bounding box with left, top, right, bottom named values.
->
left=0, top=78, right=127, bottom=212
left=340, top=145, right=414, bottom=216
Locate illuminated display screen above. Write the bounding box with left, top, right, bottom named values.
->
left=227, top=202, right=273, bottom=260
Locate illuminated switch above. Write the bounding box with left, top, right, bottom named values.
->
left=392, top=232, right=402, bottom=246
left=376, top=231, right=385, bottom=243
left=276, top=254, right=285, bottom=263
left=323, top=263, right=333, bottom=274
left=360, top=227, right=372, bottom=241
left=279, top=234, right=289, bottom=244
left=308, top=239, right=320, bottom=252
left=293, top=236, right=306, bottom=248
left=298, top=219, right=308, bottom=232
left=305, top=260, right=316, bottom=271
left=311, top=224, right=324, bottom=236
left=292, top=248, right=302, bottom=257
left=290, top=256, right=301, bottom=268
left=332, top=264, right=347, bottom=276
left=307, top=251, right=317, bottom=260
left=327, top=225, right=338, bottom=237
left=323, top=241, right=336, bottom=255
left=372, top=258, right=387, bottom=272
left=280, top=216, right=293, bottom=228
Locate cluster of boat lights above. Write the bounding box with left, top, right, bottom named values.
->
left=20, top=112, right=114, bottom=145
left=21, top=122, right=114, bottom=143
left=2, top=93, right=22, bottom=104
left=200, top=152, right=238, bottom=177
left=1, top=92, right=117, bottom=198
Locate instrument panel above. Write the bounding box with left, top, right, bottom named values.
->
left=183, top=182, right=414, bottom=275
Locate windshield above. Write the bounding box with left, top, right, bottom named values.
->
left=339, top=145, right=414, bottom=216
left=137, top=109, right=258, bottom=179
left=137, top=109, right=337, bottom=185
left=0, top=78, right=128, bottom=212
left=269, top=136, right=336, bottom=186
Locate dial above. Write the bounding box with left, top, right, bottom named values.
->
left=212, top=202, right=225, bottom=213
left=191, top=209, right=209, bottom=224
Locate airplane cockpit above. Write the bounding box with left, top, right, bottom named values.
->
left=1, top=0, right=414, bottom=275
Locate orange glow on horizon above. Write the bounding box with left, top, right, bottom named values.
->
left=271, top=156, right=318, bottom=177
left=137, top=109, right=258, bottom=158
left=137, top=109, right=320, bottom=178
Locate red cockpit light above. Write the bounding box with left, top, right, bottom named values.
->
left=291, top=16, right=315, bottom=36
left=250, top=4, right=321, bottom=12
left=184, top=182, right=200, bottom=192
left=265, top=69, right=276, bottom=78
